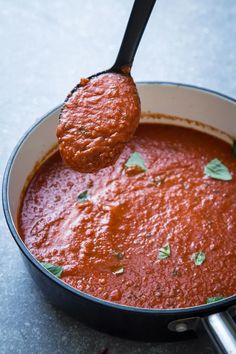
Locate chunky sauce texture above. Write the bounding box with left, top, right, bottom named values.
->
left=19, top=124, right=236, bottom=309
left=57, top=73, right=140, bottom=173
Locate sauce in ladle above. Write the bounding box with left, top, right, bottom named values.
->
left=57, top=73, right=140, bottom=172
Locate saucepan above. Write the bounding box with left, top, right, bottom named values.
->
left=2, top=82, right=236, bottom=353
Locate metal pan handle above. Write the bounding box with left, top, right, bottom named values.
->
left=202, top=312, right=236, bottom=354
left=168, top=308, right=236, bottom=354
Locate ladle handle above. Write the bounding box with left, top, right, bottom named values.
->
left=112, top=0, right=156, bottom=71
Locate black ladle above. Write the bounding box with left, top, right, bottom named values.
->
left=58, top=0, right=157, bottom=173
left=109, top=0, right=157, bottom=74
left=66, top=0, right=156, bottom=98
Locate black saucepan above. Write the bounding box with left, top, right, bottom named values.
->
left=2, top=83, right=236, bottom=353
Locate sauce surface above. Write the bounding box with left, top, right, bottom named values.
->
left=57, top=73, right=140, bottom=172
left=19, top=123, right=236, bottom=308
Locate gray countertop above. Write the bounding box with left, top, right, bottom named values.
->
left=1, top=0, right=236, bottom=353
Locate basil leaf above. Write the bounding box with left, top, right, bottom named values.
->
left=233, top=139, right=236, bottom=157
left=158, top=244, right=171, bottom=260
left=206, top=296, right=224, bottom=304
left=77, top=190, right=89, bottom=202
left=41, top=262, right=63, bottom=278
left=125, top=152, right=146, bottom=172
left=204, top=158, right=232, bottom=181
left=193, top=252, right=206, bottom=266
left=112, top=267, right=124, bottom=275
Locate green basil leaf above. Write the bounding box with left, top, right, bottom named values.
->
left=193, top=252, right=206, bottom=266
left=158, top=244, right=171, bottom=260
left=206, top=296, right=224, bottom=304
left=41, top=262, right=63, bottom=278
left=233, top=139, right=236, bottom=157
left=204, top=158, right=232, bottom=181
left=77, top=190, right=89, bottom=202
left=112, top=266, right=125, bottom=275
left=125, top=152, right=146, bottom=172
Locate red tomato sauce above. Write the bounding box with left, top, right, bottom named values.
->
left=18, top=123, right=236, bottom=309
left=57, top=73, right=140, bottom=173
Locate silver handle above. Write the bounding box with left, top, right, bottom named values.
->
left=202, top=312, right=236, bottom=354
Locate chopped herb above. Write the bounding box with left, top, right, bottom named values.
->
left=152, top=176, right=164, bottom=185
left=193, top=252, right=206, bottom=266
left=146, top=233, right=152, bottom=238
left=112, top=267, right=124, bottom=275
left=204, top=158, right=232, bottom=181
left=233, top=139, right=236, bottom=157
left=158, top=244, right=171, bottom=260
left=77, top=190, right=89, bottom=202
left=171, top=268, right=180, bottom=277
left=41, top=262, right=63, bottom=278
left=207, top=296, right=224, bottom=304
left=78, top=124, right=86, bottom=133
left=114, top=251, right=124, bottom=260
left=125, top=152, right=146, bottom=172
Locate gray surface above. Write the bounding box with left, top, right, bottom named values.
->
left=0, top=0, right=235, bottom=353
